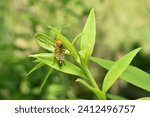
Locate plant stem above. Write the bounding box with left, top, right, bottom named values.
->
left=83, top=67, right=106, bottom=100
left=84, top=67, right=99, bottom=89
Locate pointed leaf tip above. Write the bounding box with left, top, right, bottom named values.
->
left=102, top=48, right=141, bottom=93
left=79, top=8, right=96, bottom=66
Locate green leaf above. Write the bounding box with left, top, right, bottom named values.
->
left=76, top=78, right=106, bottom=100
left=48, top=26, right=79, bottom=61
left=91, top=49, right=150, bottom=92
left=79, top=8, right=96, bottom=66
left=98, top=48, right=141, bottom=94
left=26, top=62, right=44, bottom=76
left=29, top=53, right=87, bottom=79
left=90, top=57, right=150, bottom=92
left=32, top=59, right=41, bottom=63
left=40, top=68, right=53, bottom=91
left=137, top=97, right=150, bottom=100
left=72, top=32, right=84, bottom=45
left=106, top=94, right=128, bottom=100
left=102, top=48, right=141, bottom=93
left=78, top=51, right=85, bottom=67
left=35, top=33, right=54, bottom=52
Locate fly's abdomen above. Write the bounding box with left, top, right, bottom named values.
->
left=55, top=52, right=65, bottom=66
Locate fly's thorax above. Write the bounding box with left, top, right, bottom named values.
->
left=55, top=38, right=64, bottom=47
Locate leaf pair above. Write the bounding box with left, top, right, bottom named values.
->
left=91, top=48, right=150, bottom=95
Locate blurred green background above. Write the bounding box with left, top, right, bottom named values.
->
left=0, top=0, right=150, bottom=100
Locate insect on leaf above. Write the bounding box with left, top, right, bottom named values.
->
left=29, top=53, right=87, bottom=79
left=48, top=26, right=79, bottom=62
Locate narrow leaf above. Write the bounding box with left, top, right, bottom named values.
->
left=76, top=78, right=106, bottom=100
left=72, top=32, right=84, bottom=45
left=137, top=97, right=150, bottom=100
left=106, top=94, right=128, bottom=100
left=90, top=56, right=150, bottom=92
left=40, top=68, right=53, bottom=91
left=30, top=53, right=87, bottom=79
left=35, top=33, right=54, bottom=51
left=101, top=48, right=141, bottom=93
left=79, top=8, right=96, bottom=66
left=37, top=40, right=54, bottom=52
left=35, top=33, right=54, bottom=45
left=26, top=62, right=44, bottom=76
left=32, top=59, right=40, bottom=63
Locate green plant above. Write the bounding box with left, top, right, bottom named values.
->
left=27, top=8, right=150, bottom=100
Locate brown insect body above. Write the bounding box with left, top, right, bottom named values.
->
left=54, top=37, right=65, bottom=66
